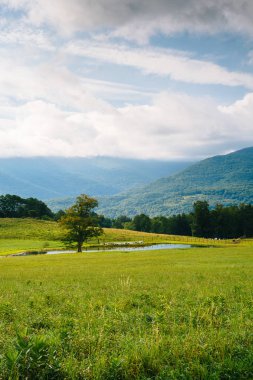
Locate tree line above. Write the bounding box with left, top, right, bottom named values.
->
left=97, top=201, right=253, bottom=239
left=1, top=194, right=253, bottom=238
left=0, top=194, right=53, bottom=219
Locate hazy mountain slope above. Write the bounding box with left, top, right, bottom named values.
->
left=0, top=157, right=190, bottom=200
left=97, top=147, right=253, bottom=217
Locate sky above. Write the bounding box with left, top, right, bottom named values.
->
left=0, top=0, right=253, bottom=160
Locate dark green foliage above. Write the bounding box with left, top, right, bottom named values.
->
left=200, top=202, right=252, bottom=238
left=191, top=200, right=212, bottom=237
left=164, top=214, right=192, bottom=236
left=111, top=202, right=253, bottom=238
left=132, top=214, right=151, bottom=232
left=112, top=215, right=132, bottom=229
left=0, top=194, right=24, bottom=217
left=5, top=329, right=62, bottom=379
left=25, top=197, right=54, bottom=219
left=212, top=204, right=241, bottom=238
left=240, top=204, right=253, bottom=236
left=53, top=209, right=66, bottom=221
left=97, top=214, right=113, bottom=228
left=192, top=202, right=253, bottom=239
left=0, top=194, right=53, bottom=219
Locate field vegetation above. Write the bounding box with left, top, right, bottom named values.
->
left=0, top=244, right=253, bottom=379
left=0, top=219, right=63, bottom=255
left=0, top=218, right=237, bottom=256
left=0, top=218, right=253, bottom=378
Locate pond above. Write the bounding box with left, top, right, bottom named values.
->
left=46, top=243, right=191, bottom=255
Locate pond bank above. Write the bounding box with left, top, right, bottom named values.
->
left=9, top=243, right=192, bottom=257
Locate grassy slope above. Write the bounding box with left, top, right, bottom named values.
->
left=0, top=218, right=62, bottom=240
left=0, top=218, right=240, bottom=255
left=0, top=246, right=253, bottom=379
left=0, top=219, right=64, bottom=255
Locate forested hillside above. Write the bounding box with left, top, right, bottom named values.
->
left=97, top=147, right=253, bottom=217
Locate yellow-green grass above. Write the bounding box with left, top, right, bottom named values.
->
left=0, top=218, right=62, bottom=240
left=0, top=246, right=253, bottom=379
left=102, top=228, right=242, bottom=246
left=0, top=239, right=64, bottom=256
left=0, top=218, right=246, bottom=256
left=0, top=218, right=64, bottom=255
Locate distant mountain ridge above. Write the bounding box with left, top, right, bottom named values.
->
left=97, top=147, right=253, bottom=217
left=0, top=156, right=190, bottom=200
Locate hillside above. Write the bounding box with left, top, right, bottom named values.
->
left=0, top=157, right=190, bottom=200
left=97, top=147, right=253, bottom=217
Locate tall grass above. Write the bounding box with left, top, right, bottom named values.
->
left=0, top=246, right=253, bottom=379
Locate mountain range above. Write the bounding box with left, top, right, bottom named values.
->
left=1, top=148, right=252, bottom=217
left=97, top=147, right=253, bottom=217
left=0, top=157, right=190, bottom=200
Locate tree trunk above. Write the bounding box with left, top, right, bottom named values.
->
left=77, top=241, right=82, bottom=252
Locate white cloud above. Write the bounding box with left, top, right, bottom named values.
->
left=0, top=92, right=253, bottom=159
left=0, top=45, right=154, bottom=111
left=0, top=22, right=54, bottom=50
left=2, top=0, right=253, bottom=41
left=219, top=93, right=253, bottom=133
left=0, top=100, right=99, bottom=157
left=0, top=53, right=113, bottom=112
left=77, top=78, right=154, bottom=103
left=66, top=40, right=253, bottom=89
left=1, top=0, right=253, bottom=161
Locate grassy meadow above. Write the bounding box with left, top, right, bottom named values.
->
left=0, top=219, right=64, bottom=255
left=0, top=218, right=237, bottom=256
left=0, top=218, right=253, bottom=379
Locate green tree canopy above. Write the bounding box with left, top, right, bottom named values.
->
left=191, top=200, right=212, bottom=238
left=132, top=214, right=151, bottom=232
left=59, top=194, right=103, bottom=252
left=0, top=194, right=53, bottom=219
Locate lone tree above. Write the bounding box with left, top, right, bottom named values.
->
left=59, top=194, right=103, bottom=252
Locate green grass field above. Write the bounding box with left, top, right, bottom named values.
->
left=0, top=218, right=239, bottom=256
left=0, top=218, right=253, bottom=379
left=0, top=219, right=64, bottom=255
left=0, top=246, right=253, bottom=379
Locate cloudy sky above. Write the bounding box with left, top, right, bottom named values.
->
left=0, top=0, right=253, bottom=160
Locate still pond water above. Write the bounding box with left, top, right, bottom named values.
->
left=46, top=243, right=191, bottom=255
